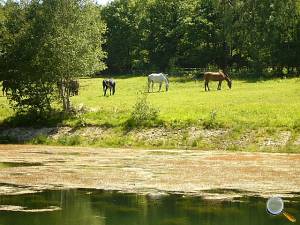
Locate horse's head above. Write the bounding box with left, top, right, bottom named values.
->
left=166, top=82, right=169, bottom=92
left=161, top=73, right=169, bottom=91
left=222, top=72, right=232, bottom=89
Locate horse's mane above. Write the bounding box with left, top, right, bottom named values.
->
left=219, top=70, right=230, bottom=80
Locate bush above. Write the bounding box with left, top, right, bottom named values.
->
left=203, top=110, right=220, bottom=129
left=57, top=135, right=81, bottom=146
left=127, top=93, right=160, bottom=127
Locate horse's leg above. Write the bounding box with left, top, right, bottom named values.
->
left=151, top=82, right=154, bottom=92
left=217, top=81, right=221, bottom=90
left=104, top=86, right=107, bottom=96
left=205, top=81, right=208, bottom=91
left=148, top=80, right=150, bottom=92
left=110, top=87, right=112, bottom=96
left=159, top=82, right=162, bottom=92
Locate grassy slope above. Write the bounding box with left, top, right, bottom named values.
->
left=0, top=77, right=299, bottom=151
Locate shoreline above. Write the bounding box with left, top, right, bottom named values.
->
left=0, top=126, right=299, bottom=152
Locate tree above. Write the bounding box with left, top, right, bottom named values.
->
left=144, top=0, right=182, bottom=71
left=102, top=0, right=147, bottom=73
left=2, top=0, right=106, bottom=114
left=34, top=0, right=106, bottom=111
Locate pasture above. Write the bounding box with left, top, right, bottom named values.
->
left=1, top=76, right=300, bottom=151
left=1, top=76, right=300, bottom=128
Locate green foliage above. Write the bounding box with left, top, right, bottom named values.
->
left=102, top=0, right=300, bottom=75
left=102, top=0, right=146, bottom=73
left=203, top=110, right=221, bottom=129
left=57, top=135, right=82, bottom=146
left=1, top=110, right=66, bottom=127
left=1, top=0, right=106, bottom=114
left=31, top=134, right=50, bottom=145
left=127, top=92, right=160, bottom=127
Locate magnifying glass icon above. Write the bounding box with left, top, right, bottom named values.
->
left=267, top=197, right=296, bottom=223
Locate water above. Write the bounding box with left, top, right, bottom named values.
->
left=0, top=162, right=42, bottom=169
left=0, top=189, right=299, bottom=225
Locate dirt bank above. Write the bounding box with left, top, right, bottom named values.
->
left=0, top=145, right=300, bottom=198
left=0, top=126, right=299, bottom=151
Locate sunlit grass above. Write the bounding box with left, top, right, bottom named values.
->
left=69, top=76, right=300, bottom=129
left=0, top=97, right=13, bottom=123
left=1, top=77, right=300, bottom=129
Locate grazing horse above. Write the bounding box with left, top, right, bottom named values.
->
left=204, top=70, right=232, bottom=91
left=2, top=80, right=10, bottom=96
left=148, top=73, right=169, bottom=92
left=57, top=80, right=79, bottom=96
left=102, top=79, right=116, bottom=96
left=68, top=80, right=79, bottom=96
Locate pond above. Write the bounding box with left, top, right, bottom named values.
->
left=0, top=162, right=43, bottom=169
left=0, top=189, right=299, bottom=225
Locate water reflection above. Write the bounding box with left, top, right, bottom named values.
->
left=0, top=189, right=299, bottom=225
left=0, top=162, right=43, bottom=169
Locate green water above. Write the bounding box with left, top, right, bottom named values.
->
left=0, top=162, right=42, bottom=169
left=0, top=189, right=299, bottom=225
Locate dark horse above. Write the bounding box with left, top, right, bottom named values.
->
left=204, top=70, right=232, bottom=91
left=2, top=80, right=10, bottom=96
left=102, top=79, right=116, bottom=96
left=68, top=80, right=79, bottom=96
left=57, top=80, right=79, bottom=96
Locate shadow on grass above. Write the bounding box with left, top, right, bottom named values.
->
left=122, top=118, right=164, bottom=133
left=0, top=110, right=68, bottom=128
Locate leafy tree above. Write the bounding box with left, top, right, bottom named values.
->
left=102, top=0, right=146, bottom=73
left=2, top=0, right=106, bottom=114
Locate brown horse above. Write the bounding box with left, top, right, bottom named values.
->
left=204, top=70, right=232, bottom=91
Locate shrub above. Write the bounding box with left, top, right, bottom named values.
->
left=203, top=110, right=220, bottom=129
left=127, top=93, right=160, bottom=127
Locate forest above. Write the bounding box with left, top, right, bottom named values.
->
left=2, top=0, right=300, bottom=77
left=102, top=0, right=300, bottom=76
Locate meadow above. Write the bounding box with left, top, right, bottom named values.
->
left=62, top=77, right=299, bottom=127
left=1, top=76, right=300, bottom=128
left=0, top=76, right=300, bottom=151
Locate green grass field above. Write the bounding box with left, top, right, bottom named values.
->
left=1, top=76, right=300, bottom=129
left=1, top=76, right=300, bottom=151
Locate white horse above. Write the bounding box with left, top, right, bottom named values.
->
left=148, top=73, right=169, bottom=92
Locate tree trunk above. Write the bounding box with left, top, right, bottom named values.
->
left=66, top=86, right=70, bottom=112
left=60, top=79, right=70, bottom=112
